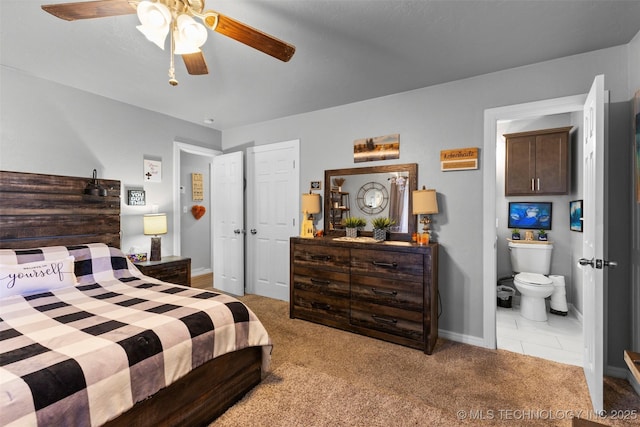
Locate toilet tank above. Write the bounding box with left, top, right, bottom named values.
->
left=508, top=241, right=554, bottom=274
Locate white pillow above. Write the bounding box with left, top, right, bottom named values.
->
left=0, top=256, right=77, bottom=298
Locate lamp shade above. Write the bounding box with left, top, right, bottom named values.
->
left=301, top=193, right=321, bottom=214
left=412, top=187, right=439, bottom=215
left=136, top=0, right=171, bottom=49
left=144, top=213, right=167, bottom=235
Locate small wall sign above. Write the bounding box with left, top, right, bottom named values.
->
left=192, top=173, right=204, bottom=201
left=440, top=147, right=479, bottom=171
left=127, top=189, right=146, bottom=206
left=310, top=181, right=321, bottom=190
left=144, top=158, right=162, bottom=182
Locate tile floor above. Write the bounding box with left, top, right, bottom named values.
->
left=496, top=302, right=583, bottom=366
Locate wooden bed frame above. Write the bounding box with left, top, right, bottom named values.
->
left=0, top=170, right=263, bottom=426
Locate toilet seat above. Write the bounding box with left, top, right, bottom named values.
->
left=515, top=272, right=552, bottom=286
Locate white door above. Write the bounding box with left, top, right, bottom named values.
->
left=246, top=140, right=299, bottom=301
left=579, top=74, right=612, bottom=415
left=212, top=151, right=244, bottom=296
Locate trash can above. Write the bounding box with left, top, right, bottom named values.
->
left=549, top=275, right=568, bottom=316
left=497, top=285, right=516, bottom=308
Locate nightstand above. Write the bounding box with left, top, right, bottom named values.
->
left=134, top=256, right=191, bottom=287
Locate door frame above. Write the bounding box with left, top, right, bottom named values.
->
left=482, top=94, right=587, bottom=349
left=172, top=142, right=221, bottom=257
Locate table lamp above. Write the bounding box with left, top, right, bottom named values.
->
left=412, top=186, right=439, bottom=241
left=144, top=213, right=167, bottom=261
left=300, top=193, right=321, bottom=238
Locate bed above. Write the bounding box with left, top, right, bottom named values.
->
left=0, top=170, right=271, bottom=426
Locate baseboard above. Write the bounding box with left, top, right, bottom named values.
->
left=192, top=268, right=212, bottom=277
left=605, top=364, right=629, bottom=379
left=438, top=329, right=486, bottom=348
left=571, top=303, right=583, bottom=323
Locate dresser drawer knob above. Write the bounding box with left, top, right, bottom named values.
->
left=372, top=315, right=397, bottom=324
left=311, top=278, right=331, bottom=285
left=372, top=261, right=398, bottom=268
left=371, top=288, right=398, bottom=297
left=311, top=302, right=332, bottom=310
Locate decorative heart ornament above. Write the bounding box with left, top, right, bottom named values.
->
left=191, top=205, right=206, bottom=220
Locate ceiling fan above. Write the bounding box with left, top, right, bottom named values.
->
left=41, top=0, right=296, bottom=85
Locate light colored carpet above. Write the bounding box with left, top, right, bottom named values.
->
left=211, top=294, right=640, bottom=426
left=212, top=362, right=458, bottom=426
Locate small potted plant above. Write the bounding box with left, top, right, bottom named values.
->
left=511, top=228, right=521, bottom=240
left=538, top=229, right=548, bottom=241
left=342, top=216, right=366, bottom=238
left=371, top=217, right=396, bottom=241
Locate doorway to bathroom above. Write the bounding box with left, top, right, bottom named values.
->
left=494, top=114, right=584, bottom=366
left=482, top=93, right=592, bottom=368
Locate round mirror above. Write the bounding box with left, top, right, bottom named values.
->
left=356, top=182, right=388, bottom=214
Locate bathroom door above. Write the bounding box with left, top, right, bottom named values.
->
left=580, top=74, right=607, bottom=415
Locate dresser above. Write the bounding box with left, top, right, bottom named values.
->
left=290, top=237, right=439, bottom=354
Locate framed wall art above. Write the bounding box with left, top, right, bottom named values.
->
left=127, top=189, right=146, bottom=206
left=144, top=158, right=162, bottom=182
left=570, top=200, right=583, bottom=232
left=507, top=201, right=552, bottom=230
left=353, top=133, right=399, bottom=163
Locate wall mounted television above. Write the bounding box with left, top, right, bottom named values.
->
left=508, top=201, right=552, bottom=230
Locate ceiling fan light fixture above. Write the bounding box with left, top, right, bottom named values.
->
left=136, top=0, right=171, bottom=49
left=174, top=14, right=208, bottom=54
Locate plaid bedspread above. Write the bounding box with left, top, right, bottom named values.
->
left=0, top=244, right=272, bottom=427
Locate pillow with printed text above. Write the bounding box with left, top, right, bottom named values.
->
left=0, top=256, right=77, bottom=298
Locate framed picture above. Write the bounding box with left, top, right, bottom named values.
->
left=127, top=189, right=146, bottom=206
left=353, top=133, right=399, bottom=163
left=310, top=181, right=321, bottom=191
left=144, top=158, right=162, bottom=182
left=507, top=201, right=552, bottom=230
left=570, top=200, right=583, bottom=232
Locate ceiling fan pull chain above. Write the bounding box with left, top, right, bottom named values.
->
left=168, top=20, right=178, bottom=86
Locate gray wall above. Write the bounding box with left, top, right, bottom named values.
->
left=0, top=67, right=222, bottom=257
left=221, top=43, right=636, bottom=370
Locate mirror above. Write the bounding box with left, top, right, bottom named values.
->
left=324, top=163, right=417, bottom=241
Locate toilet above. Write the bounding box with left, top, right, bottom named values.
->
left=508, top=241, right=554, bottom=322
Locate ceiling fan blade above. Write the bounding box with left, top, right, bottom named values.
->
left=182, top=52, right=209, bottom=75
left=207, top=12, right=295, bottom=62
left=42, top=0, right=135, bottom=21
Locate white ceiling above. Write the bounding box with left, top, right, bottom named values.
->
left=2, top=0, right=640, bottom=130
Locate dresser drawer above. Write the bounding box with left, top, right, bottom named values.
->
left=293, top=243, right=350, bottom=271
left=350, top=248, right=423, bottom=280
left=292, top=288, right=350, bottom=325
left=351, top=274, right=423, bottom=312
left=292, top=266, right=350, bottom=298
left=350, top=300, right=423, bottom=341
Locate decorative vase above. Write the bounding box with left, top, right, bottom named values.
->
left=373, top=228, right=386, bottom=241
left=346, top=227, right=358, bottom=238
left=511, top=233, right=520, bottom=240
left=538, top=234, right=548, bottom=241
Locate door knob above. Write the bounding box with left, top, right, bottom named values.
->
left=578, top=258, right=594, bottom=267
left=250, top=229, right=257, bottom=235
left=579, top=258, right=618, bottom=269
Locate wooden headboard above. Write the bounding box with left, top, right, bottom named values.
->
left=0, top=171, right=121, bottom=249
